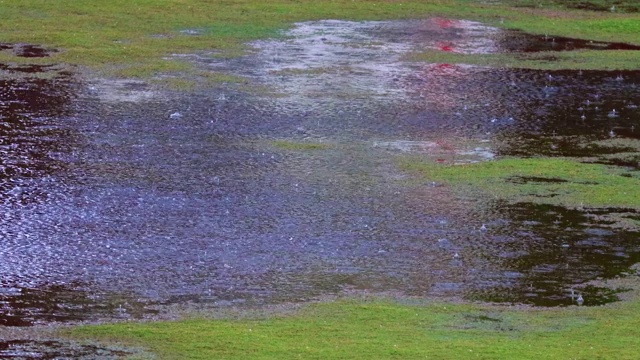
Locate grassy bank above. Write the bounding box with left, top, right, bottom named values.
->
left=401, top=157, right=640, bottom=209
left=1, top=0, right=639, bottom=77
left=66, top=289, right=640, bottom=359
left=408, top=49, right=640, bottom=70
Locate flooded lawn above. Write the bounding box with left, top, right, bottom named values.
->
left=1, top=17, right=639, bottom=337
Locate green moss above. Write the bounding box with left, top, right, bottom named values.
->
left=401, top=157, right=640, bottom=209
left=65, top=292, right=640, bottom=359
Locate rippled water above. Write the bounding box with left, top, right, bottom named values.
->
left=0, top=340, right=131, bottom=359
left=1, top=19, right=640, bottom=333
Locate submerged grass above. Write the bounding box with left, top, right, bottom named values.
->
left=401, top=157, right=640, bottom=209
left=66, top=292, right=640, bottom=359
left=271, top=140, right=330, bottom=151
left=1, top=0, right=639, bottom=77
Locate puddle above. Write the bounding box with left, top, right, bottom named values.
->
left=0, top=43, right=57, bottom=58
left=0, top=340, right=131, bottom=359
left=86, top=78, right=158, bottom=103
left=0, top=282, right=159, bottom=326
left=463, top=202, right=640, bottom=306
left=2, top=19, right=640, bottom=337
left=498, top=31, right=640, bottom=52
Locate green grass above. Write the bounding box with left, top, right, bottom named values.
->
left=65, top=292, right=640, bottom=359
left=401, top=157, right=640, bottom=209
left=1, top=0, right=639, bottom=77
left=409, top=49, right=640, bottom=70
left=510, top=0, right=640, bottom=13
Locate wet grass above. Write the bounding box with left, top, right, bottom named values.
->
left=512, top=0, right=639, bottom=13
left=65, top=290, right=640, bottom=359
left=499, top=8, right=640, bottom=45
left=402, top=157, right=640, bottom=209
left=409, top=49, right=640, bottom=70
left=1, top=0, right=639, bottom=78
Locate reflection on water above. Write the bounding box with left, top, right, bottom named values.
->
left=0, top=282, right=159, bottom=326
left=0, top=340, right=130, bottom=359
left=465, top=202, right=640, bottom=306
left=2, top=21, right=640, bottom=329
left=0, top=64, right=75, bottom=204
left=497, top=31, right=640, bottom=52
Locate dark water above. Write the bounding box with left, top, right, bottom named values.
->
left=0, top=340, right=130, bottom=359
left=0, top=44, right=56, bottom=58
left=1, top=21, right=640, bottom=336
left=498, top=31, right=640, bottom=52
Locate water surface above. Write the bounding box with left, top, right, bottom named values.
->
left=1, top=20, right=640, bottom=333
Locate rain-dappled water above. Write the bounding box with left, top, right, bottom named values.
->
left=0, top=340, right=131, bottom=359
left=1, top=18, right=640, bottom=343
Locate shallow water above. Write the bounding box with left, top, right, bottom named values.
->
left=1, top=20, right=640, bottom=333
left=0, top=340, right=131, bottom=359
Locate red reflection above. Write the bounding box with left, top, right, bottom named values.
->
left=437, top=41, right=455, bottom=52
left=432, top=63, right=457, bottom=73
left=434, top=18, right=457, bottom=29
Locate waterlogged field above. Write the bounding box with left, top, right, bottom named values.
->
left=0, top=0, right=640, bottom=359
